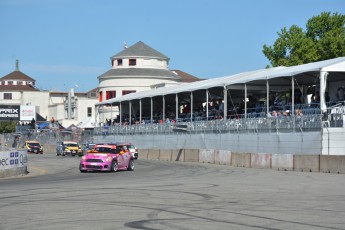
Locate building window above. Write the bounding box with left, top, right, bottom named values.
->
left=106, top=91, right=116, bottom=100
left=99, top=91, right=103, bottom=102
left=129, top=59, right=136, bottom=66
left=4, top=93, right=12, bottom=100
left=122, top=90, right=136, bottom=96
left=17, top=81, right=23, bottom=85
left=8, top=81, right=13, bottom=85
left=87, top=107, right=92, bottom=117
left=117, top=59, right=123, bottom=66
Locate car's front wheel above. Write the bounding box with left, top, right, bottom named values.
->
left=111, top=161, right=118, bottom=172
left=79, top=164, right=86, bottom=173
left=127, top=159, right=134, bottom=171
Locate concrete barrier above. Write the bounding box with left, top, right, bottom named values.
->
left=272, top=154, right=294, bottom=171
left=0, top=150, right=28, bottom=178
left=231, top=152, right=251, bottom=167
left=293, top=155, right=320, bottom=172
left=215, top=150, right=231, bottom=165
left=320, top=155, right=345, bottom=174
left=172, top=149, right=184, bottom=161
left=251, top=153, right=272, bottom=169
left=199, top=149, right=214, bottom=163
left=185, top=149, right=199, bottom=162
left=148, top=149, right=160, bottom=160
left=159, top=149, right=172, bottom=161
left=138, top=149, right=149, bottom=160
left=43, top=144, right=56, bottom=154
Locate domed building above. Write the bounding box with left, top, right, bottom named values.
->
left=97, top=41, right=200, bottom=123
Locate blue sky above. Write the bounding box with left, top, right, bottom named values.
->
left=0, top=0, right=344, bottom=92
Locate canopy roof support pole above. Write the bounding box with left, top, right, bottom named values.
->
left=139, top=99, right=142, bottom=123
left=292, top=77, right=295, bottom=116
left=163, top=96, right=166, bottom=121
left=151, top=98, right=153, bottom=124
left=320, top=71, right=328, bottom=113
left=190, top=92, right=193, bottom=122
left=206, top=89, right=209, bottom=120
left=266, top=80, right=269, bottom=116
left=223, top=86, right=227, bottom=120
left=244, top=83, right=247, bottom=119
left=119, top=102, right=122, bottom=126
left=175, top=94, right=179, bottom=121
left=129, top=101, right=132, bottom=125
left=110, top=104, right=113, bottom=124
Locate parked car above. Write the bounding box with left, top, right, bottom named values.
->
left=79, top=143, right=134, bottom=172
left=56, top=141, right=82, bottom=156
left=23, top=140, right=43, bottom=154
left=81, top=143, right=96, bottom=155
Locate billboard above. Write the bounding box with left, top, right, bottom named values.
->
left=0, top=105, right=36, bottom=121
left=0, top=105, right=20, bottom=121
left=0, top=150, right=28, bottom=170
left=20, top=105, right=36, bottom=121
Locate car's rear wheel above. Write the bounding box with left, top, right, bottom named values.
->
left=111, top=161, right=118, bottom=172
left=127, top=159, right=134, bottom=171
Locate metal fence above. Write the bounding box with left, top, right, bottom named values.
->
left=1, top=113, right=342, bottom=148
left=94, top=114, right=327, bottom=136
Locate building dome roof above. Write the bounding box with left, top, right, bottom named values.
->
left=111, top=41, right=169, bottom=60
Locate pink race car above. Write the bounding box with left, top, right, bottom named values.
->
left=79, top=144, right=134, bottom=173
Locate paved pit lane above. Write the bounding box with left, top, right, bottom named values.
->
left=1, top=153, right=345, bottom=230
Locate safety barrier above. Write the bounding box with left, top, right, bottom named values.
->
left=138, top=149, right=345, bottom=174
left=0, top=150, right=28, bottom=178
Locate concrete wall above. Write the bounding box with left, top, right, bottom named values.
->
left=134, top=148, right=345, bottom=174
left=0, top=150, right=28, bottom=178
left=95, top=131, right=323, bottom=155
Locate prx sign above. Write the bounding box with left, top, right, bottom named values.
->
left=0, top=105, right=20, bottom=121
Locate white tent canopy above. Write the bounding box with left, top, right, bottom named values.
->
left=97, top=57, right=345, bottom=106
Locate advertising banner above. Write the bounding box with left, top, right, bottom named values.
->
left=0, top=105, right=20, bottom=121
left=20, top=105, right=36, bottom=121
left=0, top=150, right=27, bottom=170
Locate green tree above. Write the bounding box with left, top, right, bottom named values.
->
left=0, top=121, right=16, bottom=133
left=263, top=12, right=345, bottom=67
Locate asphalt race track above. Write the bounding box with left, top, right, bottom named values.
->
left=1, top=153, right=345, bottom=230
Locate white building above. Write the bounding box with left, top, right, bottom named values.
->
left=1, top=42, right=200, bottom=128
left=0, top=60, right=98, bottom=128
left=97, top=41, right=200, bottom=123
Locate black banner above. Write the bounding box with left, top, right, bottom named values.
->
left=0, top=105, right=20, bottom=121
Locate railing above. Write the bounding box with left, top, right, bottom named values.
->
left=94, top=114, right=326, bottom=136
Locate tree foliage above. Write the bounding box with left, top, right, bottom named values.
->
left=0, top=121, right=16, bottom=133
left=263, top=12, right=345, bottom=67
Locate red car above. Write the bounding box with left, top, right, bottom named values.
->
left=79, top=144, right=134, bottom=172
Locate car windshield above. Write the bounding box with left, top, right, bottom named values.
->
left=28, top=143, right=40, bottom=147
left=66, top=143, right=78, bottom=147
left=93, top=147, right=119, bottom=153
